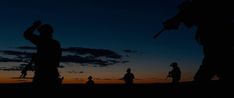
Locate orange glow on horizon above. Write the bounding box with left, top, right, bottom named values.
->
left=0, top=68, right=194, bottom=84
left=0, top=76, right=192, bottom=84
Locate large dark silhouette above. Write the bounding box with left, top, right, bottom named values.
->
left=122, top=68, right=135, bottom=88
left=167, top=62, right=181, bottom=84
left=24, top=21, right=62, bottom=90
left=156, top=0, right=234, bottom=82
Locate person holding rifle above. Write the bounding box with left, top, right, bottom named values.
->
left=154, top=0, right=234, bottom=83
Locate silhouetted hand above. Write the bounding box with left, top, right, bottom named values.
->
left=33, top=20, right=42, bottom=28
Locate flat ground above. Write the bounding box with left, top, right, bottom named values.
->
left=0, top=81, right=230, bottom=97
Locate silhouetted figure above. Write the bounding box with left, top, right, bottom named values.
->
left=123, top=68, right=135, bottom=88
left=24, top=21, right=62, bottom=90
left=167, top=62, right=181, bottom=84
left=158, top=0, right=234, bottom=83
left=86, top=76, right=95, bottom=89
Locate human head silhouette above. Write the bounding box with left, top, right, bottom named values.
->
left=37, top=24, right=53, bottom=38
left=88, top=76, right=93, bottom=80
left=127, top=68, right=131, bottom=73
left=170, top=62, right=178, bottom=68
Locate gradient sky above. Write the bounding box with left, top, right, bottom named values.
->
left=0, top=0, right=204, bottom=84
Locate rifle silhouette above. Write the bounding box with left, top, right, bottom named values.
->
left=165, top=71, right=172, bottom=80
left=153, top=28, right=166, bottom=39
left=153, top=15, right=181, bottom=39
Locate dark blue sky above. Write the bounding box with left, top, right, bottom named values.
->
left=0, top=0, right=203, bottom=83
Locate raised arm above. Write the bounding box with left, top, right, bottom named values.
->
left=24, top=21, right=41, bottom=45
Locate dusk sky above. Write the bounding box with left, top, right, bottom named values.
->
left=0, top=0, right=203, bottom=84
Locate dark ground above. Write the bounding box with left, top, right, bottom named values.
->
left=0, top=81, right=231, bottom=98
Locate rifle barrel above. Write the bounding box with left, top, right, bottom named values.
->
left=153, top=28, right=165, bottom=39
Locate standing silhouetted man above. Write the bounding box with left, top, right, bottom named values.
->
left=86, top=76, right=95, bottom=89
left=24, top=21, right=62, bottom=90
left=123, top=68, right=135, bottom=88
left=160, top=0, right=234, bottom=83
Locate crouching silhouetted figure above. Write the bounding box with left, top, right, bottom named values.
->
left=168, top=62, right=181, bottom=84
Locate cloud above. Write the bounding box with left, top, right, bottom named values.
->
left=67, top=70, right=84, bottom=74
left=0, top=56, right=22, bottom=62
left=122, top=49, right=138, bottom=53
left=0, top=50, right=34, bottom=62
left=17, top=46, right=122, bottom=59
left=0, top=50, right=33, bottom=56
left=61, top=55, right=119, bottom=66
left=0, top=63, right=34, bottom=71
left=0, top=46, right=128, bottom=67
left=121, top=60, right=129, bottom=64
left=17, top=46, right=37, bottom=50
left=63, top=47, right=122, bottom=59
left=122, top=49, right=144, bottom=56
left=0, top=66, right=21, bottom=71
